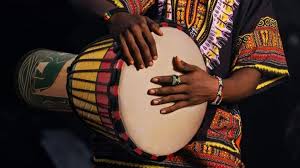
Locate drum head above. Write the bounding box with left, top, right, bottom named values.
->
left=118, top=27, right=207, bottom=156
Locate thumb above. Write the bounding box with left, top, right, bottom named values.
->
left=173, top=56, right=199, bottom=73
left=146, top=17, right=163, bottom=36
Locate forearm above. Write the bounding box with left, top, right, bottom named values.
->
left=222, top=68, right=261, bottom=103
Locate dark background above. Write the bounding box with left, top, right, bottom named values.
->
left=1, top=0, right=300, bottom=167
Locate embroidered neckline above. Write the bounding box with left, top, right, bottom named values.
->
left=161, top=0, right=240, bottom=70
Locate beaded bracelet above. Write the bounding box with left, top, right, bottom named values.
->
left=210, top=76, right=224, bottom=106
left=103, top=8, right=129, bottom=23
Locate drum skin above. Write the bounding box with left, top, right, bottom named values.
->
left=67, top=22, right=207, bottom=161
left=119, top=27, right=207, bottom=156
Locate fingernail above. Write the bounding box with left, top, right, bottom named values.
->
left=153, top=100, right=160, bottom=105
left=159, top=30, right=163, bottom=35
left=151, top=78, right=159, bottom=82
left=130, top=61, right=134, bottom=65
left=149, top=61, right=153, bottom=66
left=160, top=110, right=166, bottom=114
left=140, top=64, right=145, bottom=69
left=153, top=56, right=158, bottom=60
left=148, top=89, right=155, bottom=94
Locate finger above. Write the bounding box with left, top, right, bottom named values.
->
left=146, top=17, right=163, bottom=36
left=130, top=25, right=153, bottom=67
left=140, top=23, right=158, bottom=60
left=173, top=56, right=199, bottom=73
left=151, top=94, right=189, bottom=105
left=124, top=30, right=145, bottom=69
left=119, top=34, right=134, bottom=65
left=151, top=75, right=188, bottom=85
left=148, top=85, right=188, bottom=96
left=160, top=101, right=190, bottom=114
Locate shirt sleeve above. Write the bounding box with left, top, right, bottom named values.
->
left=231, top=0, right=289, bottom=92
left=109, top=0, right=156, bottom=15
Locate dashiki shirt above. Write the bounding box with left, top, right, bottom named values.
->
left=90, top=0, right=289, bottom=167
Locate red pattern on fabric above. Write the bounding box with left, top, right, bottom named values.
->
left=163, top=141, right=244, bottom=167
left=234, top=17, right=288, bottom=73
left=207, top=109, right=241, bottom=147
left=128, top=0, right=136, bottom=14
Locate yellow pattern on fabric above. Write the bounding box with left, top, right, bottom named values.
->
left=141, top=0, right=156, bottom=14
left=233, top=16, right=288, bottom=90
left=234, top=17, right=284, bottom=54
left=111, top=0, right=125, bottom=8
left=204, top=141, right=240, bottom=154
left=185, top=0, right=198, bottom=28
left=257, top=76, right=286, bottom=90
left=233, top=64, right=289, bottom=76
left=196, top=0, right=213, bottom=41
left=93, top=158, right=168, bottom=168
left=233, top=64, right=288, bottom=90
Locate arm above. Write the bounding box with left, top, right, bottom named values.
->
left=148, top=57, right=261, bottom=114
left=222, top=68, right=261, bottom=103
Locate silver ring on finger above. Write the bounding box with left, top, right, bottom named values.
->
left=171, top=75, right=181, bottom=86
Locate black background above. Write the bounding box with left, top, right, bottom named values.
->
left=1, top=0, right=300, bottom=167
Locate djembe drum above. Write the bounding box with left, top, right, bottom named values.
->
left=16, top=22, right=207, bottom=161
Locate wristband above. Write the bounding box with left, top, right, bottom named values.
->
left=210, top=76, right=223, bottom=106
left=103, top=8, right=129, bottom=23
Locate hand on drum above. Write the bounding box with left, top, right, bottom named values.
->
left=109, top=12, right=163, bottom=70
left=148, top=56, right=219, bottom=114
